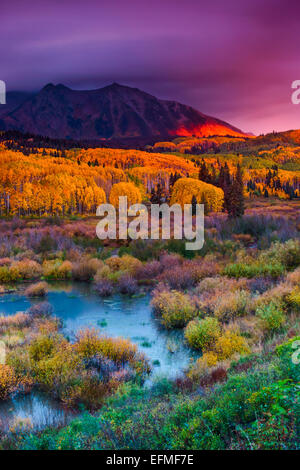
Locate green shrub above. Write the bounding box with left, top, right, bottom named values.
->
left=0, top=266, right=21, bottom=283
left=264, top=239, right=300, bottom=271
left=256, top=302, right=285, bottom=332
left=223, top=262, right=284, bottom=279
left=151, top=289, right=197, bottom=328
left=287, top=287, right=300, bottom=311
left=185, top=317, right=221, bottom=351
left=16, top=336, right=300, bottom=451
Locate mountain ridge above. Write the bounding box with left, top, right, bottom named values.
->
left=0, top=83, right=249, bottom=140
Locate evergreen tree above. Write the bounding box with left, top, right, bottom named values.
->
left=150, top=183, right=163, bottom=205
left=199, top=159, right=210, bottom=182
left=191, top=195, right=197, bottom=216
left=227, top=163, right=245, bottom=218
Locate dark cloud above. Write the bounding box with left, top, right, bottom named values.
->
left=1, top=0, right=300, bottom=134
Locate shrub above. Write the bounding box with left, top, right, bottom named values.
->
left=94, top=265, right=112, bottom=282
left=253, top=282, right=294, bottom=311
left=276, top=335, right=300, bottom=358
left=213, top=289, right=250, bottom=322
left=29, top=334, right=62, bottom=362
left=9, top=417, right=34, bottom=437
left=151, top=289, right=197, bottom=328
left=264, top=239, right=300, bottom=271
left=0, top=258, right=11, bottom=267
left=95, top=265, right=125, bottom=284
left=158, top=265, right=195, bottom=289
left=187, top=353, right=226, bottom=384
left=196, top=276, right=222, bottom=294
left=214, top=329, right=250, bottom=360
left=287, top=287, right=300, bottom=311
left=72, top=258, right=103, bottom=281
left=0, top=364, right=18, bottom=400
left=94, top=280, right=114, bottom=297
left=29, top=337, right=82, bottom=394
left=27, top=302, right=54, bottom=318
left=0, top=265, right=21, bottom=283
left=11, top=259, right=42, bottom=280
left=57, top=260, right=73, bottom=279
left=0, top=312, right=31, bottom=330
left=105, top=257, right=124, bottom=272
left=223, top=262, right=285, bottom=279
left=25, top=281, right=48, bottom=298
left=118, top=275, right=138, bottom=295
left=129, top=239, right=163, bottom=261
left=75, top=329, right=150, bottom=375
left=43, top=259, right=72, bottom=280
left=136, top=260, right=163, bottom=279
left=105, top=255, right=142, bottom=275
left=184, top=317, right=221, bottom=351
left=158, top=257, right=220, bottom=288
left=189, top=259, right=221, bottom=282
left=256, top=302, right=286, bottom=332
left=196, top=276, right=248, bottom=296
left=119, top=255, right=142, bottom=275
left=248, top=277, right=274, bottom=294
left=37, top=234, right=58, bottom=253
left=286, top=267, right=300, bottom=285
left=195, top=351, right=219, bottom=368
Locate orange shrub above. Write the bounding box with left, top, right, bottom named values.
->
left=25, top=281, right=48, bottom=298
left=75, top=328, right=138, bottom=365
left=11, top=259, right=42, bottom=280
left=0, top=364, right=18, bottom=400
left=214, top=329, right=250, bottom=360
left=105, top=255, right=142, bottom=274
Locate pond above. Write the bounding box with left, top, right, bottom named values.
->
left=0, top=283, right=198, bottom=431
left=0, top=392, right=76, bottom=432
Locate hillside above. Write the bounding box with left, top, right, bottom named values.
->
left=0, top=83, right=248, bottom=141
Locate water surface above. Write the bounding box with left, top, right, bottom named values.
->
left=0, top=283, right=196, bottom=378
left=0, top=283, right=198, bottom=430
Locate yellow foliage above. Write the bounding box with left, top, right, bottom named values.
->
left=214, top=329, right=250, bottom=360
left=0, top=364, right=18, bottom=400
left=0, top=149, right=107, bottom=215
left=105, top=255, right=142, bottom=274
left=75, top=328, right=138, bottom=365
left=109, top=182, right=142, bottom=207
left=170, top=177, right=224, bottom=212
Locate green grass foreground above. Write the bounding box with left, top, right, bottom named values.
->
left=3, top=335, right=299, bottom=450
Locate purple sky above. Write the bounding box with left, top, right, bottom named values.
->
left=2, top=0, right=300, bottom=134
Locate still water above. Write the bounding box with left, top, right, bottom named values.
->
left=0, top=283, right=197, bottom=430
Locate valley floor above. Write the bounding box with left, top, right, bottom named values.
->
left=0, top=198, right=299, bottom=450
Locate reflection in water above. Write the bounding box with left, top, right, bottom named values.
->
left=0, top=392, right=76, bottom=431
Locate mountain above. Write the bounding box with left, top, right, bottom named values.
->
left=0, top=91, right=35, bottom=118
left=0, top=83, right=248, bottom=140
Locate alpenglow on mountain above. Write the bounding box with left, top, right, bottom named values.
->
left=0, top=83, right=248, bottom=140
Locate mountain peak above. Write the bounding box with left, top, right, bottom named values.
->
left=102, top=82, right=131, bottom=91
left=41, top=83, right=70, bottom=92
